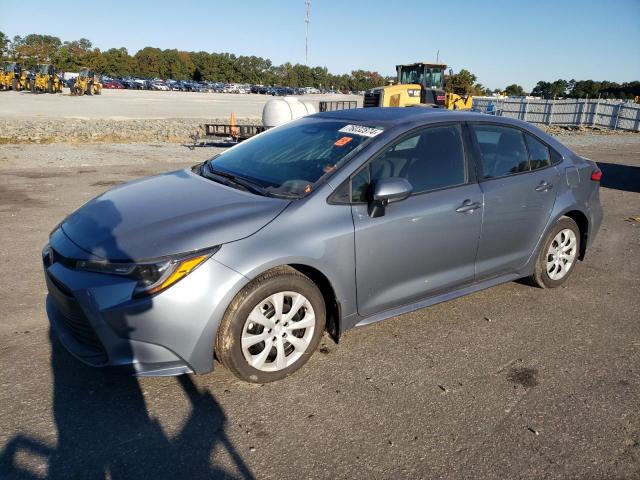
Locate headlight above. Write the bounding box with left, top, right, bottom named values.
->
left=76, top=247, right=218, bottom=297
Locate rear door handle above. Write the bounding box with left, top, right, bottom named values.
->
left=456, top=200, right=482, bottom=213
left=535, top=181, right=553, bottom=192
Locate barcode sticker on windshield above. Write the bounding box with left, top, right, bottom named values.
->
left=338, top=125, right=383, bottom=138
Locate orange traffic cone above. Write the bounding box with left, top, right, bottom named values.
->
left=230, top=112, right=239, bottom=139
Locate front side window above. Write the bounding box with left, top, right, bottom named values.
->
left=351, top=124, right=467, bottom=201
left=471, top=125, right=530, bottom=178
left=525, top=134, right=551, bottom=170
left=208, top=119, right=383, bottom=197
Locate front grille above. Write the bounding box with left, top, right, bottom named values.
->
left=363, top=91, right=381, bottom=108
left=46, top=272, right=106, bottom=358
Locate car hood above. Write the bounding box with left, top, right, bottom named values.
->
left=61, top=169, right=290, bottom=260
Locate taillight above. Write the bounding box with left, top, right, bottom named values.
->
left=591, top=168, right=602, bottom=182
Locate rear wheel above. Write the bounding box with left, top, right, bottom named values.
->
left=529, top=217, right=580, bottom=288
left=215, top=267, right=325, bottom=383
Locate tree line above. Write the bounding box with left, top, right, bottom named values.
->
left=1, top=32, right=637, bottom=98
left=0, top=32, right=391, bottom=91
left=503, top=79, right=639, bottom=99
left=0, top=32, right=491, bottom=94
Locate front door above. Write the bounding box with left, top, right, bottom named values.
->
left=351, top=124, right=483, bottom=317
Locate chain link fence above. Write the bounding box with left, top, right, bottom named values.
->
left=471, top=97, right=640, bottom=132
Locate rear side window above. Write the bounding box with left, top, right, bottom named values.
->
left=471, top=125, right=530, bottom=179
left=525, top=134, right=551, bottom=170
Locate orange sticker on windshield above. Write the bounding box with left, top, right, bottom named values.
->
left=334, top=136, right=353, bottom=147
left=304, top=184, right=312, bottom=193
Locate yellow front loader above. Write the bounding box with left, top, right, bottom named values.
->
left=1, top=62, right=30, bottom=91
left=363, top=62, right=473, bottom=110
left=31, top=64, right=63, bottom=93
left=72, top=68, right=102, bottom=96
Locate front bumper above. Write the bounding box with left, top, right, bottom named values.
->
left=44, top=230, right=248, bottom=376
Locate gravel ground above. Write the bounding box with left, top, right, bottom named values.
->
left=0, top=89, right=359, bottom=144
left=0, top=134, right=638, bottom=479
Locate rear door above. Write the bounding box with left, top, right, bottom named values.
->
left=351, top=124, right=483, bottom=317
left=470, top=124, right=560, bottom=279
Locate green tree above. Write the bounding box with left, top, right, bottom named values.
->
left=0, top=31, right=8, bottom=59
left=531, top=81, right=552, bottom=98
left=12, top=34, right=62, bottom=66
left=446, top=69, right=484, bottom=96
left=102, top=47, right=135, bottom=76
left=504, top=84, right=525, bottom=96
left=134, top=47, right=165, bottom=77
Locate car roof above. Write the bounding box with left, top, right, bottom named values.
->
left=312, top=107, right=489, bottom=127
left=309, top=107, right=566, bottom=153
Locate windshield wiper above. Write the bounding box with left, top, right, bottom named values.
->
left=204, top=164, right=270, bottom=197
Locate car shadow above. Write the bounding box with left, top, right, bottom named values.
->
left=597, top=162, right=640, bottom=193
left=0, top=332, right=255, bottom=480
left=0, top=197, right=255, bottom=480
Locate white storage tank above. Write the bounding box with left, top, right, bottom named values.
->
left=262, top=97, right=317, bottom=128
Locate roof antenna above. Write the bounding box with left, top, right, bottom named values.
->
left=436, top=50, right=440, bottom=63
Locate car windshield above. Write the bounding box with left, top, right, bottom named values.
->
left=205, top=118, right=384, bottom=197
left=37, top=64, right=49, bottom=74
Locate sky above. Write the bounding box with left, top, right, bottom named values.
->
left=1, top=0, right=639, bottom=90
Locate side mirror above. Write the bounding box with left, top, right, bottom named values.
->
left=368, top=177, right=413, bottom=218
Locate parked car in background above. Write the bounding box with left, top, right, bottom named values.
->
left=42, top=108, right=603, bottom=383
left=103, top=80, right=124, bottom=89
left=150, top=81, right=169, bottom=91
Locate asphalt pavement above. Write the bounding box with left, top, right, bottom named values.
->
left=0, top=136, right=638, bottom=479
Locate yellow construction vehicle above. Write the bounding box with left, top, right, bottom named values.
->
left=72, top=68, right=102, bottom=96
left=363, top=62, right=473, bottom=110
left=31, top=64, right=63, bottom=94
left=0, top=62, right=30, bottom=91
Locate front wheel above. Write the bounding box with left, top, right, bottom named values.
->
left=529, top=217, right=581, bottom=288
left=215, top=267, right=326, bottom=383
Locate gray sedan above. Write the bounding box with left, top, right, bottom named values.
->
left=43, top=108, right=603, bottom=383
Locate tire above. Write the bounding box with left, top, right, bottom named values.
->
left=529, top=216, right=581, bottom=288
left=215, top=266, right=326, bottom=383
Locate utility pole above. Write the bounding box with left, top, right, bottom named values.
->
left=305, top=0, right=311, bottom=65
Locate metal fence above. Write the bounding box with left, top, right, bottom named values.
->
left=471, top=97, right=640, bottom=132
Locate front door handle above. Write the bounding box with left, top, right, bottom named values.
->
left=535, top=181, right=553, bottom=192
left=456, top=200, right=482, bottom=213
